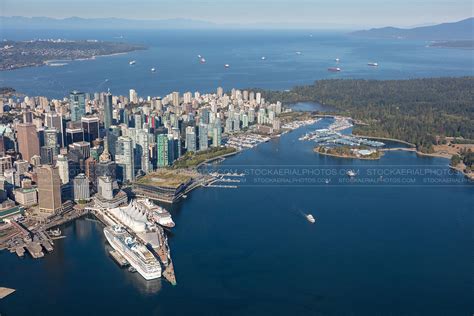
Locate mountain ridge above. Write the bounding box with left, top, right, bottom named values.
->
left=351, top=17, right=473, bottom=40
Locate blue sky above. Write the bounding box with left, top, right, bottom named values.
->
left=1, top=0, right=472, bottom=28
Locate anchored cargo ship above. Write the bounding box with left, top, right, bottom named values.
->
left=104, top=225, right=161, bottom=280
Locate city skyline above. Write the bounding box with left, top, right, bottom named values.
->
left=1, top=0, right=473, bottom=28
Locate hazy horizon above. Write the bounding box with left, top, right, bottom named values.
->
left=1, top=0, right=473, bottom=29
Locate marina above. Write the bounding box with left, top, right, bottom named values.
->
left=281, top=118, right=321, bottom=130
left=299, top=128, right=385, bottom=147
left=298, top=116, right=385, bottom=151
left=225, top=133, right=271, bottom=150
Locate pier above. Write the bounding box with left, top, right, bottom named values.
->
left=91, top=208, right=177, bottom=285
left=207, top=184, right=238, bottom=189
left=25, top=242, right=44, bottom=259
left=109, top=250, right=129, bottom=267
left=0, top=287, right=15, bottom=300
left=163, top=262, right=177, bottom=285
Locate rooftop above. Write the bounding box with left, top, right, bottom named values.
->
left=135, top=170, right=192, bottom=189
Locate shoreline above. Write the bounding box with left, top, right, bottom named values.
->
left=3, top=51, right=137, bottom=72
left=313, top=147, right=382, bottom=160
left=352, top=135, right=416, bottom=147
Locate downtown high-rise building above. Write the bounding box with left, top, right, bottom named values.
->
left=65, top=128, right=84, bottom=146
left=73, top=174, right=90, bottom=201
left=136, top=129, right=151, bottom=173
left=183, top=91, right=192, bottom=104
left=56, top=154, right=69, bottom=184
left=104, top=92, right=113, bottom=129
left=97, top=176, right=114, bottom=200
left=198, top=124, right=209, bottom=151
left=156, top=134, right=169, bottom=167
left=45, top=113, right=64, bottom=147
left=185, top=126, right=196, bottom=152
left=115, top=136, right=134, bottom=182
left=129, top=89, right=138, bottom=104
left=44, top=128, right=59, bottom=155
left=37, top=165, right=62, bottom=214
left=217, top=86, right=224, bottom=98
left=172, top=92, right=180, bottom=107
left=16, top=123, right=40, bottom=163
left=82, top=116, right=100, bottom=143
left=212, top=119, right=222, bottom=147
left=70, top=90, right=86, bottom=122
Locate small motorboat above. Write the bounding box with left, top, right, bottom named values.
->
left=306, top=214, right=316, bottom=223
left=347, top=170, right=357, bottom=177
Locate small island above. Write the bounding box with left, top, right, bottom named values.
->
left=0, top=39, right=146, bottom=71
left=315, top=145, right=383, bottom=160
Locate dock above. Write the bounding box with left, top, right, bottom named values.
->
left=42, top=240, right=54, bottom=253
left=163, top=261, right=177, bottom=286
left=0, top=287, right=15, bottom=300
left=15, top=246, right=25, bottom=257
left=207, top=184, right=238, bottom=189
left=109, top=250, right=129, bottom=267
left=25, top=242, right=44, bottom=258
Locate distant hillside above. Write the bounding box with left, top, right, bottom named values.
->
left=351, top=18, right=473, bottom=40
left=0, top=16, right=217, bottom=30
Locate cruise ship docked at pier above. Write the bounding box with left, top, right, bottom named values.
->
left=104, top=225, right=162, bottom=280
left=137, top=198, right=175, bottom=228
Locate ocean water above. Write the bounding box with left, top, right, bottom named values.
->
left=0, top=30, right=473, bottom=315
left=0, top=117, right=472, bottom=316
left=0, top=29, right=473, bottom=98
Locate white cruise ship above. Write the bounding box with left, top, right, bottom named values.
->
left=104, top=225, right=162, bottom=280
left=137, top=198, right=175, bottom=228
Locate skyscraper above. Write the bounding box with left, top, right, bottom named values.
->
left=198, top=124, right=209, bottom=151
left=45, top=113, right=64, bottom=147
left=16, top=123, right=40, bottom=162
left=44, top=128, right=59, bottom=155
left=212, top=119, right=222, bottom=147
left=104, top=92, right=113, bottom=129
left=82, top=116, right=100, bottom=143
left=65, top=128, right=84, bottom=146
left=129, top=89, right=138, bottom=104
left=156, top=134, right=169, bottom=167
left=115, top=136, right=134, bottom=182
left=37, top=165, right=62, bottom=214
left=70, top=90, right=86, bottom=122
left=97, top=176, right=114, bottom=200
left=40, top=146, right=54, bottom=165
left=185, top=126, right=196, bottom=152
left=56, top=154, right=69, bottom=184
left=136, top=129, right=150, bottom=173
left=217, top=86, right=224, bottom=98
left=73, top=174, right=90, bottom=201
left=172, top=92, right=180, bottom=107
